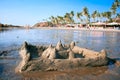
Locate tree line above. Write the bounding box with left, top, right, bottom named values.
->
left=44, top=0, right=120, bottom=25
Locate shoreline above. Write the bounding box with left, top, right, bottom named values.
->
left=1, top=26, right=120, bottom=32
left=32, top=27, right=120, bottom=32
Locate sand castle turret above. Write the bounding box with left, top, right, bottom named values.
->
left=100, top=49, right=107, bottom=58
left=17, top=41, right=31, bottom=72
left=56, top=40, right=64, bottom=51
left=70, top=41, right=75, bottom=49
left=20, top=41, right=30, bottom=63
left=41, top=44, right=57, bottom=59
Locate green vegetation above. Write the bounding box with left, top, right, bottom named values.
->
left=0, top=23, right=21, bottom=28
left=44, top=0, right=120, bottom=25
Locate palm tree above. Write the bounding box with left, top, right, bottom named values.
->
left=103, top=11, right=112, bottom=22
left=101, top=12, right=106, bottom=22
left=114, top=0, right=120, bottom=8
left=70, top=11, right=75, bottom=23
left=96, top=11, right=101, bottom=22
left=57, top=16, right=65, bottom=25
left=110, top=0, right=120, bottom=18
left=106, top=12, right=112, bottom=21
left=111, top=3, right=117, bottom=15
left=70, top=11, right=74, bottom=18
left=76, top=12, right=83, bottom=23
left=116, top=13, right=120, bottom=18
left=64, top=13, right=71, bottom=24
left=64, top=12, right=74, bottom=24
left=49, top=16, right=55, bottom=24
left=82, top=7, right=90, bottom=24
left=57, top=16, right=61, bottom=24
left=91, top=10, right=97, bottom=22
left=114, top=13, right=120, bottom=22
left=76, top=12, right=80, bottom=20
left=49, top=16, right=59, bottom=25
left=54, top=17, right=58, bottom=25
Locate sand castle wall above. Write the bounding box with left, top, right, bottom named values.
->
left=16, top=41, right=111, bottom=73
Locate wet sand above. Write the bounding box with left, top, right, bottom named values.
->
left=0, top=48, right=120, bottom=80
left=0, top=49, right=22, bottom=80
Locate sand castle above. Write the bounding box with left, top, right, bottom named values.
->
left=16, top=41, right=112, bottom=73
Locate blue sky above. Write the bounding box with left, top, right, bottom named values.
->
left=0, top=0, right=117, bottom=26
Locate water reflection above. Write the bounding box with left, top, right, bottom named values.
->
left=0, top=28, right=10, bottom=32
left=0, top=29, right=120, bottom=58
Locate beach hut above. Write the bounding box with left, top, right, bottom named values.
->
left=92, top=22, right=106, bottom=25
left=107, top=22, right=120, bottom=29
left=90, top=22, right=106, bottom=29
left=107, top=22, right=120, bottom=25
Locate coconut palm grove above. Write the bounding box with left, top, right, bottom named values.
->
left=40, top=0, right=120, bottom=28
left=0, top=0, right=120, bottom=28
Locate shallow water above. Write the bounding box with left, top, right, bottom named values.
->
left=0, top=28, right=120, bottom=57
left=0, top=28, right=120, bottom=80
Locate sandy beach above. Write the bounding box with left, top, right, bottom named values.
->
left=0, top=40, right=120, bottom=80
left=33, top=27, right=120, bottom=32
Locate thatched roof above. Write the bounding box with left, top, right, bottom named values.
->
left=91, top=22, right=106, bottom=25
left=107, top=22, right=120, bottom=25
